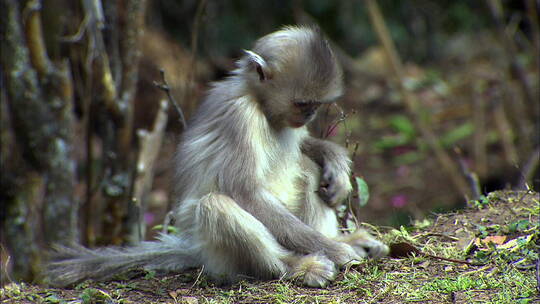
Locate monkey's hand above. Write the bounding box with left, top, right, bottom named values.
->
left=301, top=137, right=352, bottom=206
left=318, top=162, right=352, bottom=207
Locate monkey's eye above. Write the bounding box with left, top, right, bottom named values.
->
left=293, top=100, right=321, bottom=108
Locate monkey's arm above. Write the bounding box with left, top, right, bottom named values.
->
left=238, top=189, right=358, bottom=265
left=301, top=137, right=352, bottom=206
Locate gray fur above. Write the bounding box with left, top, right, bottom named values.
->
left=46, top=26, right=387, bottom=288
left=47, top=234, right=200, bottom=286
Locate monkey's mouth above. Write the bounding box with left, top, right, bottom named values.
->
left=289, top=120, right=307, bottom=128
left=288, top=115, right=314, bottom=128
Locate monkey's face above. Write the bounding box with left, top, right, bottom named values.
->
left=241, top=27, right=344, bottom=129
left=288, top=100, right=322, bottom=128
left=251, top=75, right=340, bottom=129
left=249, top=68, right=341, bottom=129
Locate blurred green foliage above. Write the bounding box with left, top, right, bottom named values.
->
left=374, top=115, right=416, bottom=151
left=151, top=0, right=494, bottom=62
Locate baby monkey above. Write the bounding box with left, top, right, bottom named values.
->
left=47, top=26, right=388, bottom=288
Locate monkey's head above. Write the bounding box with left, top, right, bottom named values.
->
left=238, top=26, right=344, bottom=129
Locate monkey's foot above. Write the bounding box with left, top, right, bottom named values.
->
left=287, top=254, right=337, bottom=287
left=364, top=240, right=390, bottom=259
left=337, top=230, right=389, bottom=260
left=356, top=238, right=389, bottom=259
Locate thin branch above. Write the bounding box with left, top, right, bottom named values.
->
left=346, top=143, right=362, bottom=231
left=455, top=148, right=482, bottom=201
left=189, top=0, right=207, bottom=66
left=182, top=0, right=208, bottom=111
left=525, top=0, right=540, bottom=69
left=351, top=142, right=360, bottom=163
left=323, top=104, right=348, bottom=139
left=492, top=95, right=519, bottom=164
left=117, top=0, right=148, bottom=155
left=486, top=0, right=536, bottom=109
left=190, top=265, right=205, bottom=289
left=59, top=15, right=90, bottom=43
left=319, top=104, right=332, bottom=138
left=472, top=88, right=487, bottom=177
left=128, top=100, right=169, bottom=244
left=516, top=147, right=540, bottom=190
left=154, top=69, right=187, bottom=129
left=424, top=253, right=479, bottom=266
left=81, top=0, right=121, bottom=120
left=23, top=0, right=51, bottom=77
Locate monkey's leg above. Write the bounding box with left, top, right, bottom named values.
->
left=195, top=193, right=287, bottom=282
left=194, top=193, right=337, bottom=287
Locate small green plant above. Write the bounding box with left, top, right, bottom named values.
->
left=80, top=288, right=114, bottom=304
left=143, top=270, right=156, bottom=280
left=470, top=195, right=490, bottom=209
left=423, top=276, right=495, bottom=293
left=507, top=219, right=532, bottom=233
left=43, top=292, right=63, bottom=304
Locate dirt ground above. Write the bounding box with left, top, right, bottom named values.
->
left=1, top=190, right=538, bottom=304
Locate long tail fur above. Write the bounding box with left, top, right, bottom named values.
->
left=46, top=234, right=201, bottom=287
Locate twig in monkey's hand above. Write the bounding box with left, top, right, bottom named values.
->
left=323, top=108, right=348, bottom=138
left=153, top=69, right=187, bottom=129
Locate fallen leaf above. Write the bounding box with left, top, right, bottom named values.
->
left=474, top=235, right=507, bottom=247
left=169, top=290, right=178, bottom=302
left=389, top=242, right=421, bottom=258
left=180, top=296, right=199, bottom=304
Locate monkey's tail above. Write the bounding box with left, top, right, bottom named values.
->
left=46, top=234, right=201, bottom=287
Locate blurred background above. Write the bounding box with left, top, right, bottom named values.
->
left=1, top=0, right=538, bottom=283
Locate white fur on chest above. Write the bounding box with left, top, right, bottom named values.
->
left=265, top=158, right=302, bottom=209
left=253, top=125, right=308, bottom=209
left=250, top=108, right=308, bottom=209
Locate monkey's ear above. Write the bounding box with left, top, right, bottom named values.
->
left=243, top=50, right=271, bottom=82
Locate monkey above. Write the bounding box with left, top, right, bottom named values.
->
left=46, top=26, right=389, bottom=288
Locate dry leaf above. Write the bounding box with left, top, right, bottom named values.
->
left=474, top=235, right=507, bottom=247
left=180, top=296, right=199, bottom=304
left=389, top=242, right=421, bottom=258
left=169, top=290, right=178, bottom=301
